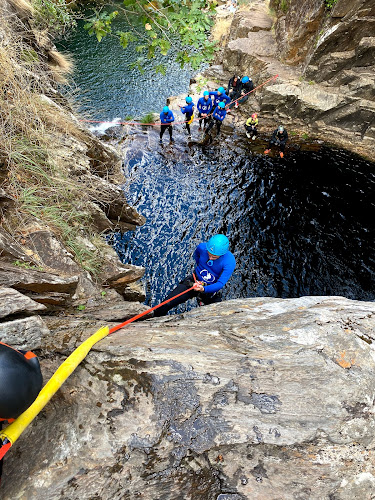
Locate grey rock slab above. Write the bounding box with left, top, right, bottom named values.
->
left=0, top=315, right=49, bottom=350
left=2, top=296, right=375, bottom=499
left=0, top=286, right=46, bottom=319
left=0, top=227, right=37, bottom=263
left=0, top=261, right=79, bottom=294
left=86, top=301, right=150, bottom=322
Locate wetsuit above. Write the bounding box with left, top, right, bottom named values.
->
left=0, top=342, right=43, bottom=481
left=268, top=128, right=288, bottom=153
left=160, top=110, right=175, bottom=141
left=245, top=117, right=259, bottom=138
left=154, top=243, right=236, bottom=317
left=205, top=105, right=227, bottom=135
left=227, top=75, right=241, bottom=97
left=180, top=102, right=195, bottom=135
left=209, top=91, right=231, bottom=108
left=237, top=79, right=254, bottom=104
left=197, top=97, right=213, bottom=129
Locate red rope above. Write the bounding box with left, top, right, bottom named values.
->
left=80, top=74, right=279, bottom=128
left=0, top=441, right=11, bottom=461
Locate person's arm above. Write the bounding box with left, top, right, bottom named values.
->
left=193, top=244, right=202, bottom=264
left=271, top=129, right=277, bottom=141
left=280, top=130, right=288, bottom=144
left=167, top=111, right=174, bottom=123
left=246, top=117, right=252, bottom=126
left=203, top=257, right=236, bottom=294
left=180, top=105, right=187, bottom=114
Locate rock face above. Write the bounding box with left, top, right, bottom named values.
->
left=3, top=296, right=375, bottom=499
left=217, top=0, right=375, bottom=160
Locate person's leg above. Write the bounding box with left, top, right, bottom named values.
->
left=186, top=121, right=191, bottom=135
left=279, top=142, right=285, bottom=153
left=238, top=94, right=249, bottom=104
left=265, top=139, right=274, bottom=154
left=154, top=276, right=198, bottom=317
left=168, top=125, right=173, bottom=141
left=205, top=119, right=214, bottom=134
left=160, top=125, right=167, bottom=140
left=198, top=291, right=222, bottom=306
left=216, top=120, right=222, bottom=135
left=198, top=112, right=203, bottom=128
left=204, top=116, right=211, bottom=129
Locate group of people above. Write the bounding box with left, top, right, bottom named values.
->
left=159, top=74, right=288, bottom=157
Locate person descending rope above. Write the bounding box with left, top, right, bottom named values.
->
left=197, top=91, right=213, bottom=130
left=245, top=113, right=259, bottom=140
left=154, top=234, right=236, bottom=317
left=209, top=87, right=231, bottom=108
left=159, top=106, right=175, bottom=144
left=235, top=76, right=254, bottom=107
left=180, top=96, right=195, bottom=138
left=264, top=125, right=288, bottom=158
left=205, top=101, right=227, bottom=136
left=0, top=343, right=43, bottom=483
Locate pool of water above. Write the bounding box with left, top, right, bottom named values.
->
left=57, top=15, right=198, bottom=120
left=111, top=126, right=375, bottom=310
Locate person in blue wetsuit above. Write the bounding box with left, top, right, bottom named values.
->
left=180, top=96, right=195, bottom=137
left=205, top=101, right=227, bottom=136
left=159, top=106, right=175, bottom=144
left=197, top=91, right=213, bottom=130
left=209, top=87, right=231, bottom=108
left=154, top=234, right=236, bottom=317
left=0, top=342, right=43, bottom=482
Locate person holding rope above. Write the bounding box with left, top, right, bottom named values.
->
left=197, top=91, right=213, bottom=130
left=154, top=234, right=236, bottom=317
left=159, top=106, right=175, bottom=144
left=180, top=96, right=195, bottom=139
left=264, top=125, right=288, bottom=158
left=209, top=87, right=231, bottom=108
left=0, top=342, right=43, bottom=483
left=205, top=101, right=227, bottom=136
left=236, top=76, right=254, bottom=106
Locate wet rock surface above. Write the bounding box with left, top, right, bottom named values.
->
left=2, top=296, right=375, bottom=499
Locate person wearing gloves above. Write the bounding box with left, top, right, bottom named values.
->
left=264, top=125, right=288, bottom=158
left=154, top=234, right=236, bottom=317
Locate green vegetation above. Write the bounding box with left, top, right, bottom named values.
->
left=83, top=0, right=217, bottom=72
left=195, top=75, right=209, bottom=93
left=77, top=304, right=86, bottom=311
left=308, top=80, right=315, bottom=85
left=13, top=260, right=42, bottom=270
left=290, top=131, right=297, bottom=137
left=325, top=0, right=338, bottom=9
left=141, top=112, right=155, bottom=124
left=32, top=0, right=76, bottom=34
left=280, top=0, right=288, bottom=13
left=302, top=132, right=309, bottom=140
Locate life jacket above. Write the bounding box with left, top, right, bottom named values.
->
left=0, top=342, right=43, bottom=420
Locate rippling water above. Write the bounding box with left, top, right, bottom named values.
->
left=111, top=128, right=375, bottom=309
left=58, top=17, right=197, bottom=119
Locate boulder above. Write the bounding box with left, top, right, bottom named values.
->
left=3, top=296, right=375, bottom=499
left=85, top=301, right=150, bottom=322
left=0, top=315, right=49, bottom=350
left=0, top=287, right=46, bottom=319
left=0, top=227, right=37, bottom=264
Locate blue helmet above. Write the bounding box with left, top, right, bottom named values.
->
left=242, top=76, right=250, bottom=83
left=163, top=106, right=169, bottom=113
left=186, top=96, right=193, bottom=103
left=218, top=87, right=225, bottom=94
left=206, top=235, right=229, bottom=256
left=203, top=91, right=209, bottom=96
left=218, top=101, right=225, bottom=109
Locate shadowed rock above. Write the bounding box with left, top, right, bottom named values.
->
left=2, top=296, right=375, bottom=499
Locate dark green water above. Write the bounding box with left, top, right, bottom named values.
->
left=58, top=16, right=198, bottom=120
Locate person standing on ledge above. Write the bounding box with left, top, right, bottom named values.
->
left=159, top=106, right=175, bottom=144
left=197, top=91, right=213, bottom=130
left=264, top=125, right=288, bottom=158
left=205, top=101, right=227, bottom=136
left=154, top=234, right=236, bottom=317
left=179, top=96, right=195, bottom=139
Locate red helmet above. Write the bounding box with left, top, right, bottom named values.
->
left=251, top=113, right=258, bottom=119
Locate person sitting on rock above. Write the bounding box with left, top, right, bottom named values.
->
left=264, top=125, right=288, bottom=158
left=205, top=101, right=227, bottom=136
left=180, top=96, right=195, bottom=138
left=154, top=234, right=236, bottom=317
left=0, top=342, right=43, bottom=482
left=245, top=113, right=259, bottom=140
left=227, top=75, right=241, bottom=98
left=197, top=91, right=213, bottom=130
left=209, top=87, right=231, bottom=109
left=235, top=76, right=254, bottom=107
left=159, top=106, right=175, bottom=144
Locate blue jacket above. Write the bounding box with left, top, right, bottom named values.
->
left=197, top=97, right=213, bottom=114
left=193, top=243, right=236, bottom=294
left=160, top=110, right=174, bottom=124
left=180, top=102, right=194, bottom=118
left=212, top=106, right=227, bottom=122
left=209, top=91, right=231, bottom=107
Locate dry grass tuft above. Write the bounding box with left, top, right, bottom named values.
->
left=8, top=0, right=34, bottom=19
left=47, top=49, right=74, bottom=83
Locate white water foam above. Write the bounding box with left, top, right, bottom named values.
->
left=89, top=117, right=122, bottom=135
